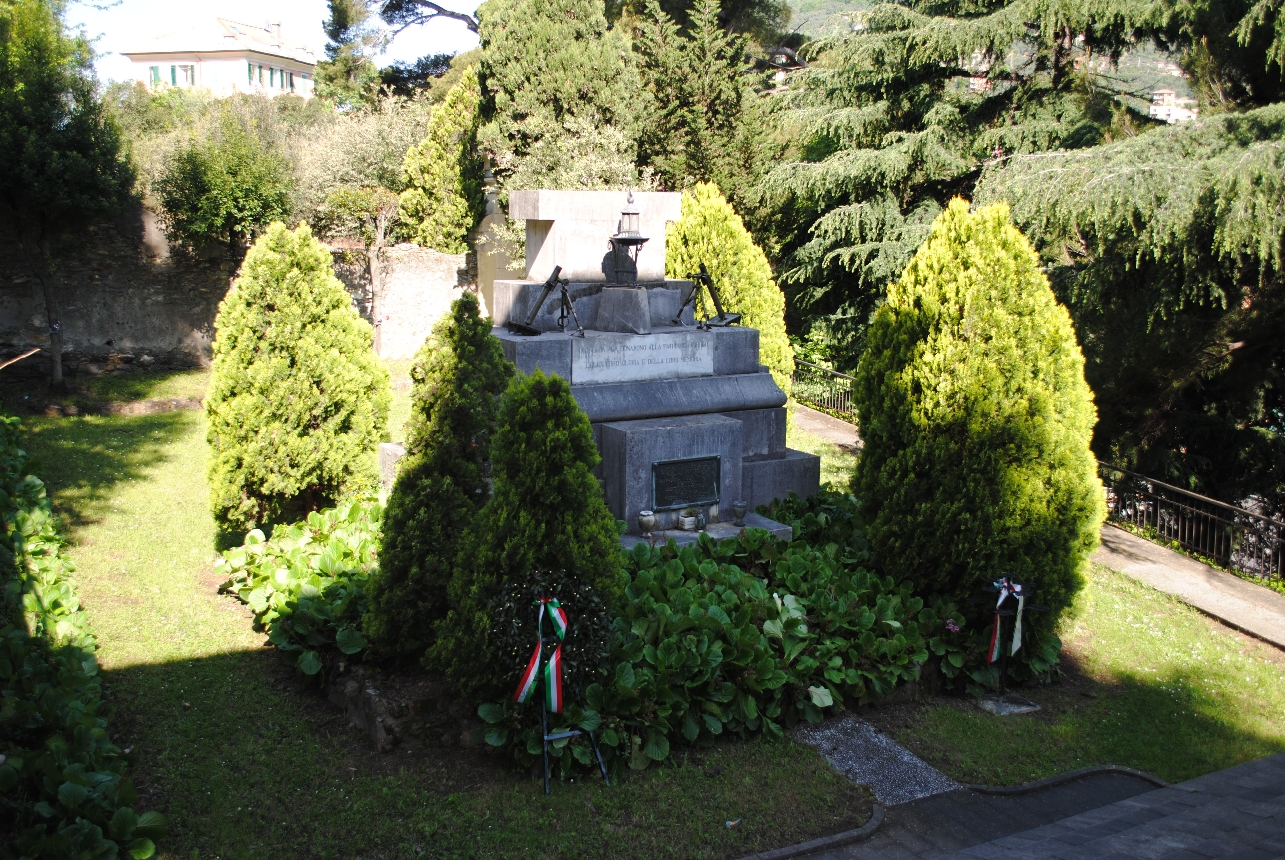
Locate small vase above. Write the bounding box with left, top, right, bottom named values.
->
left=696, top=512, right=707, bottom=531
left=638, top=509, right=657, bottom=538
left=732, top=500, right=748, bottom=527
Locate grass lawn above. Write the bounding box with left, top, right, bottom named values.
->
left=16, top=369, right=872, bottom=860
left=863, top=563, right=1285, bottom=786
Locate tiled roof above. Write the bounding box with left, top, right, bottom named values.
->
left=121, top=18, right=317, bottom=66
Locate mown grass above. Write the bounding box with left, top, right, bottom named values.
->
left=864, top=563, right=1285, bottom=786
left=786, top=418, right=857, bottom=489
left=21, top=371, right=873, bottom=859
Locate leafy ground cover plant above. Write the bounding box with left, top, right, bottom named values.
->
left=480, top=495, right=965, bottom=778
left=0, top=417, right=165, bottom=859
left=217, top=499, right=382, bottom=679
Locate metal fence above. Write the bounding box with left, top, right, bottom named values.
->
left=791, top=359, right=857, bottom=424
left=1099, top=463, right=1284, bottom=582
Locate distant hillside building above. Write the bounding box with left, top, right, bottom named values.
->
left=121, top=19, right=317, bottom=99
left=1150, top=89, right=1198, bottom=123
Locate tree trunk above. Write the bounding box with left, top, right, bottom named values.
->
left=367, top=244, right=382, bottom=356
left=16, top=222, right=66, bottom=392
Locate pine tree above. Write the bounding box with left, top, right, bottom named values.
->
left=207, top=222, right=390, bottom=536
left=398, top=66, right=484, bottom=253
left=431, top=369, right=623, bottom=701
left=633, top=0, right=749, bottom=192
left=315, top=0, right=384, bottom=109
left=475, top=0, right=637, bottom=188
left=364, top=293, right=512, bottom=660
left=666, top=182, right=793, bottom=390
left=852, top=200, right=1104, bottom=648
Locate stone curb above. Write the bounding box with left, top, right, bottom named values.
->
left=732, top=803, right=885, bottom=860
left=964, top=764, right=1169, bottom=795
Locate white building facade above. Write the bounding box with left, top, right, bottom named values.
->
left=121, top=19, right=317, bottom=99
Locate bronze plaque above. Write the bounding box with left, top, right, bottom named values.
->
left=652, top=456, right=721, bottom=511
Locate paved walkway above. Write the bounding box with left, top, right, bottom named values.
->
left=793, top=403, right=861, bottom=453
left=1093, top=525, right=1285, bottom=650
left=932, top=752, right=1285, bottom=860
left=806, top=771, right=1161, bottom=860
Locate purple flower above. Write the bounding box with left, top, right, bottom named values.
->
left=945, top=619, right=960, bottom=633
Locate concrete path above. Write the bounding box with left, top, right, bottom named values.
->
left=806, top=771, right=1161, bottom=860
left=1093, top=525, right=1285, bottom=650
left=793, top=403, right=861, bottom=453
left=931, top=751, right=1285, bottom=860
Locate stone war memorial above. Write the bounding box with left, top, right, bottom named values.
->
left=486, top=189, right=819, bottom=544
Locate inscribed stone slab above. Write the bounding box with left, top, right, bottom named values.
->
left=572, top=331, right=713, bottom=384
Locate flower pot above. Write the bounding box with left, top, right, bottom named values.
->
left=678, top=515, right=698, bottom=531
left=638, top=510, right=657, bottom=537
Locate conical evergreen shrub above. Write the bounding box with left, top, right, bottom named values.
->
left=432, top=369, right=623, bottom=701
left=666, top=182, right=793, bottom=391
left=852, top=200, right=1104, bottom=664
left=364, top=293, right=513, bottom=660
left=207, top=222, right=390, bottom=535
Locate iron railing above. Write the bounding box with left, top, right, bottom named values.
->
left=1099, top=463, right=1284, bottom=582
left=791, top=359, right=857, bottom=424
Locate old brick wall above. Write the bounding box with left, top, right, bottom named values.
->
left=1, top=210, right=475, bottom=375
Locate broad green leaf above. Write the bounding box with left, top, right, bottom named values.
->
left=807, top=686, right=834, bottom=708
left=297, top=650, right=322, bottom=675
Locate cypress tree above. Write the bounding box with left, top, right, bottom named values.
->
left=206, top=222, right=390, bottom=536
left=634, top=0, right=750, bottom=192
left=475, top=0, right=636, bottom=186
left=432, top=369, right=623, bottom=701
left=852, top=200, right=1104, bottom=647
left=398, top=66, right=484, bottom=253
left=364, top=293, right=512, bottom=660
left=666, top=182, right=793, bottom=390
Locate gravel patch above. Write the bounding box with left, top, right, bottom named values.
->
left=794, top=713, right=959, bottom=805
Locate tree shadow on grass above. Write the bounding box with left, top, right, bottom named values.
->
left=19, top=411, right=195, bottom=531
left=102, top=646, right=876, bottom=860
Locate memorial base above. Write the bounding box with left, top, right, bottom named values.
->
left=620, top=512, right=793, bottom=550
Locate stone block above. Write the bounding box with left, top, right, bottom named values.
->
left=379, top=442, right=407, bottom=491
left=593, top=287, right=652, bottom=334
left=574, top=371, right=786, bottom=423
left=711, top=326, right=761, bottom=376
left=742, top=448, right=821, bottom=509
left=599, top=414, right=742, bottom=534
left=572, top=329, right=713, bottom=384
left=509, top=190, right=682, bottom=283
left=496, top=328, right=572, bottom=379
left=719, top=407, right=787, bottom=458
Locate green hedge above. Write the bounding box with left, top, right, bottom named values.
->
left=0, top=417, right=166, bottom=859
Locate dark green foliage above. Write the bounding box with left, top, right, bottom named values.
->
left=479, top=520, right=951, bottom=777
left=852, top=201, right=1104, bottom=665
left=154, top=110, right=291, bottom=252
left=633, top=0, right=750, bottom=192
left=0, top=0, right=134, bottom=388
left=758, top=0, right=1176, bottom=361
left=206, top=222, right=390, bottom=536
left=615, top=0, right=791, bottom=41
left=217, top=500, right=381, bottom=679
left=488, top=570, right=614, bottom=702
left=0, top=417, right=166, bottom=859
left=433, top=370, right=623, bottom=702
left=365, top=293, right=512, bottom=660
left=475, top=0, right=636, bottom=187
left=378, top=52, right=452, bottom=97
left=976, top=101, right=1285, bottom=518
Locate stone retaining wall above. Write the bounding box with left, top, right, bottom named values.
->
left=1, top=210, right=472, bottom=375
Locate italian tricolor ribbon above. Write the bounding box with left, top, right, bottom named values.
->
left=511, top=597, right=569, bottom=713
left=987, top=578, right=1025, bottom=663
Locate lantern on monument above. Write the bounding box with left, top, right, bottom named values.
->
left=609, top=191, right=648, bottom=285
